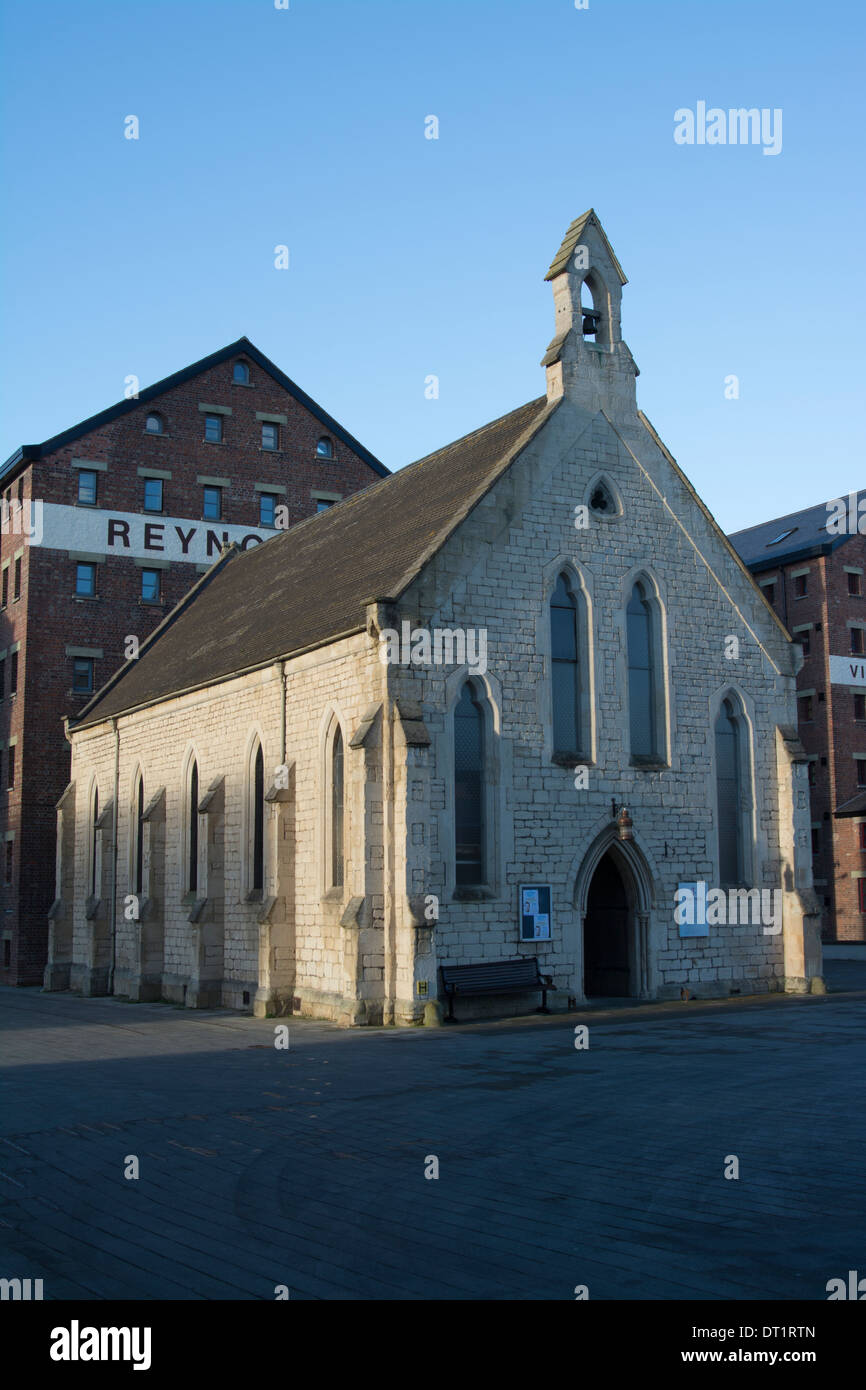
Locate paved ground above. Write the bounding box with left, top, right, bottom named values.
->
left=1, top=976, right=865, bottom=1301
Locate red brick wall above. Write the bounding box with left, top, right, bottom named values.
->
left=0, top=349, right=383, bottom=983
left=823, top=536, right=866, bottom=940
left=762, top=535, right=866, bottom=942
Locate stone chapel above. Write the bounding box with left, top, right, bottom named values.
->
left=45, top=211, right=824, bottom=1023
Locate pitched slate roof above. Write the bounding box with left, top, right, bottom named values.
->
left=74, top=395, right=554, bottom=727
left=729, top=495, right=861, bottom=573
left=545, top=208, right=627, bottom=285
left=0, top=336, right=387, bottom=482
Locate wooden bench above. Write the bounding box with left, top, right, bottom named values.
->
left=439, top=957, right=554, bottom=1021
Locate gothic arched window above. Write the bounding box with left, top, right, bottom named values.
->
left=331, top=727, right=344, bottom=888
left=133, top=771, right=145, bottom=897
left=551, top=573, right=581, bottom=754
left=715, top=695, right=752, bottom=885
left=188, top=760, right=198, bottom=894
left=252, top=743, right=264, bottom=893
left=627, top=580, right=659, bottom=759
left=90, top=786, right=99, bottom=897
left=454, top=682, right=485, bottom=885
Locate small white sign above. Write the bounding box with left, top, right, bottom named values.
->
left=829, top=655, right=866, bottom=688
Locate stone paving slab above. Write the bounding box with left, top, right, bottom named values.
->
left=1, top=984, right=864, bottom=1300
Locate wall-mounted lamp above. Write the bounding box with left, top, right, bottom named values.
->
left=611, top=799, right=633, bottom=842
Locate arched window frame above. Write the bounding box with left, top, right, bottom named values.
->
left=88, top=780, right=100, bottom=899
left=242, top=734, right=266, bottom=898
left=443, top=669, right=503, bottom=899
left=181, top=748, right=200, bottom=897
left=232, top=360, right=250, bottom=384
left=543, top=562, right=594, bottom=763
left=321, top=715, right=345, bottom=893
left=623, top=569, right=669, bottom=767
left=579, top=270, right=612, bottom=350
left=316, top=436, right=334, bottom=459
left=130, top=767, right=145, bottom=898
left=711, top=687, right=756, bottom=888
left=144, top=412, right=165, bottom=435
left=583, top=470, right=624, bottom=521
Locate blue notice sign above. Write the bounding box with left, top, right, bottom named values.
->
left=520, top=883, right=552, bottom=940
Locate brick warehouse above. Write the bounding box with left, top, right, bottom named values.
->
left=730, top=496, right=866, bottom=943
left=0, top=339, right=387, bottom=984
left=47, top=211, right=824, bottom=1021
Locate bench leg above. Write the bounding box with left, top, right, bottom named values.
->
left=536, top=986, right=551, bottom=1015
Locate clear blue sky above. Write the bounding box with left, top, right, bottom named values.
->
left=1, top=0, right=863, bottom=533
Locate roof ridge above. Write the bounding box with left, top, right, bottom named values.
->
left=266, top=395, right=550, bottom=548
left=728, top=494, right=857, bottom=538
left=1, top=337, right=388, bottom=480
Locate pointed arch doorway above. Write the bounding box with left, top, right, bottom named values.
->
left=576, top=836, right=652, bottom=1000
left=584, top=851, right=632, bottom=996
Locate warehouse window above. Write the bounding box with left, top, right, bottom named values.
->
left=259, top=492, right=277, bottom=528
left=75, top=563, right=96, bottom=597
left=140, top=568, right=160, bottom=604
left=316, top=436, right=334, bottom=459
left=145, top=413, right=164, bottom=435
left=233, top=361, right=249, bottom=384
left=262, top=423, right=279, bottom=451
left=204, top=414, right=223, bottom=444
left=143, top=478, right=163, bottom=513
left=202, top=486, right=222, bottom=521
left=77, top=469, right=98, bottom=506
left=72, top=657, right=93, bottom=694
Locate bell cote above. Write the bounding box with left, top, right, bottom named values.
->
left=542, top=209, right=639, bottom=417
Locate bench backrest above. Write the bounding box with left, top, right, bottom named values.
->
left=440, top=958, right=541, bottom=990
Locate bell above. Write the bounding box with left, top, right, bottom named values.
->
left=582, top=311, right=600, bottom=335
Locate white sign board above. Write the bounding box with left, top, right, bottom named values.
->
left=829, top=655, right=866, bottom=688
left=30, top=503, right=273, bottom=566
